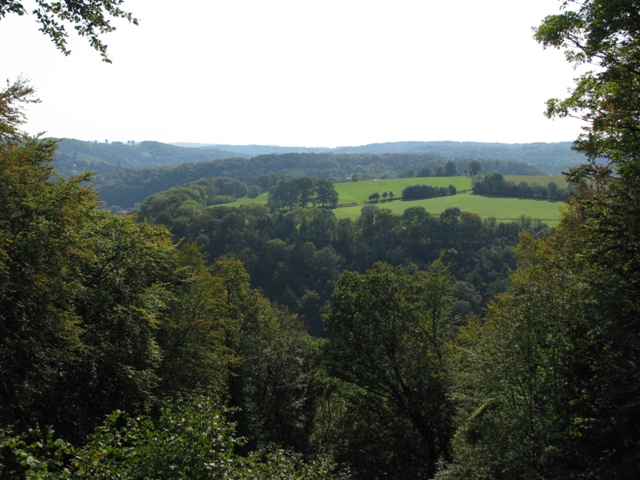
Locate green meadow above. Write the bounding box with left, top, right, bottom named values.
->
left=221, top=176, right=568, bottom=225
left=333, top=192, right=566, bottom=224
left=333, top=177, right=473, bottom=204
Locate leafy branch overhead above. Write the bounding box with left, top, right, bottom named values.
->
left=535, top=0, right=640, bottom=165
left=0, top=0, right=138, bottom=62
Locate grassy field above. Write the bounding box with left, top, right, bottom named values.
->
left=231, top=193, right=268, bottom=206
left=220, top=176, right=568, bottom=225
left=333, top=191, right=566, bottom=224
left=334, top=177, right=474, bottom=204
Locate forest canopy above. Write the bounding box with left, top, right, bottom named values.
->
left=4, top=0, right=640, bottom=478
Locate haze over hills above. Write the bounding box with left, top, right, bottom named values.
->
left=55, top=138, right=586, bottom=177
left=179, top=141, right=585, bottom=176
left=52, top=139, right=241, bottom=177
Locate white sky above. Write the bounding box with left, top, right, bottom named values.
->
left=1, top=0, right=585, bottom=147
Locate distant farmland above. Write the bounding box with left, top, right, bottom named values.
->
left=224, top=176, right=568, bottom=225
left=332, top=177, right=471, bottom=203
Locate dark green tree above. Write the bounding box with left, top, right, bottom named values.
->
left=535, top=0, right=640, bottom=399
left=212, top=257, right=325, bottom=453
left=467, top=159, right=483, bottom=176
left=268, top=176, right=338, bottom=211
left=323, top=260, right=455, bottom=479
left=444, top=160, right=458, bottom=176
left=8, top=395, right=336, bottom=479
left=314, top=178, right=339, bottom=207
left=416, top=165, right=432, bottom=177
left=440, top=2, right=640, bottom=477
left=268, top=178, right=300, bottom=211
left=433, top=165, right=445, bottom=176
left=439, top=234, right=587, bottom=479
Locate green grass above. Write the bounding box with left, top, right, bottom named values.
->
left=333, top=191, right=566, bottom=224
left=230, top=193, right=269, bottom=206
left=217, top=176, right=568, bottom=225
left=334, top=177, right=473, bottom=204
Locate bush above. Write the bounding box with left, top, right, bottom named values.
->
left=7, top=396, right=338, bottom=479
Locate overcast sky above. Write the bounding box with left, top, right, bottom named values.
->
left=1, top=0, right=585, bottom=147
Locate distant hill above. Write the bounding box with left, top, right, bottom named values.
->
left=190, top=141, right=586, bottom=176
left=94, top=152, right=546, bottom=208
left=52, top=139, right=241, bottom=177
left=47, top=139, right=586, bottom=208
left=51, top=139, right=586, bottom=178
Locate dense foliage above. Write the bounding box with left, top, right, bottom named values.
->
left=472, top=171, right=571, bottom=200
left=53, top=139, right=239, bottom=177
left=93, top=152, right=546, bottom=209
left=138, top=177, right=257, bottom=220
left=53, top=138, right=586, bottom=177
left=402, top=183, right=457, bottom=201
left=323, top=260, right=455, bottom=478
left=436, top=1, right=640, bottom=478
left=268, top=176, right=339, bottom=211
left=142, top=200, right=549, bottom=336
left=0, top=81, right=333, bottom=477
left=5, top=0, right=640, bottom=477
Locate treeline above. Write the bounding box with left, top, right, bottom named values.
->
left=402, top=183, right=457, bottom=200
left=53, top=138, right=239, bottom=177
left=142, top=196, right=549, bottom=335
left=5, top=128, right=638, bottom=478
left=54, top=138, right=587, bottom=178
left=1, top=132, right=340, bottom=477
left=137, top=176, right=268, bottom=219
left=93, top=153, right=545, bottom=208
left=3, top=128, right=545, bottom=478
left=7, top=1, right=640, bottom=477
left=4, top=116, right=640, bottom=479
left=268, top=176, right=339, bottom=210
left=472, top=171, right=571, bottom=200
left=356, top=140, right=586, bottom=176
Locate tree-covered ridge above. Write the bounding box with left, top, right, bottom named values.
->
left=6, top=0, right=640, bottom=477
left=182, top=140, right=588, bottom=176
left=94, top=152, right=545, bottom=208
left=142, top=198, right=548, bottom=336
left=53, top=138, right=240, bottom=177
left=53, top=138, right=584, bottom=178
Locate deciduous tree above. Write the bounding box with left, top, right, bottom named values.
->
left=0, top=0, right=138, bottom=62
left=440, top=3, right=640, bottom=477
left=466, top=159, right=483, bottom=176
left=323, top=260, right=455, bottom=479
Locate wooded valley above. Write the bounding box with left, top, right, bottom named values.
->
left=2, top=0, right=640, bottom=478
